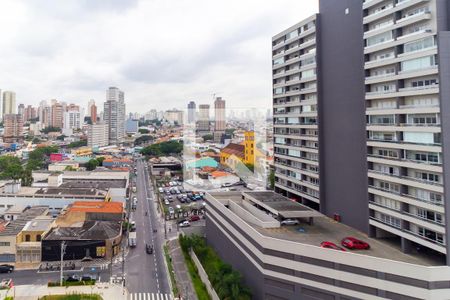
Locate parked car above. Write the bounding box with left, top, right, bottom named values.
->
left=280, top=219, right=299, bottom=226
left=341, top=237, right=370, bottom=250
left=0, top=265, right=14, bottom=273
left=158, top=188, right=164, bottom=193
left=164, top=199, right=170, bottom=205
left=189, top=215, right=200, bottom=222
left=320, top=241, right=346, bottom=251
left=65, top=274, right=80, bottom=282
left=81, top=274, right=95, bottom=281
left=179, top=220, right=190, bottom=227
left=168, top=207, right=174, bottom=214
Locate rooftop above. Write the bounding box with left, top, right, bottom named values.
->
left=221, top=143, right=245, bottom=158
left=0, top=206, right=49, bottom=236
left=61, top=179, right=127, bottom=189
left=22, top=217, right=54, bottom=232
left=207, top=192, right=443, bottom=266
left=243, top=191, right=323, bottom=219
left=68, top=201, right=123, bottom=214
left=43, top=220, right=121, bottom=241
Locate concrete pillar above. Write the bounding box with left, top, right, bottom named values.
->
left=401, top=237, right=412, bottom=254
left=368, top=224, right=377, bottom=238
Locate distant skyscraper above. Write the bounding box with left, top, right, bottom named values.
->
left=87, top=99, right=95, bottom=117
left=2, top=91, right=16, bottom=118
left=214, top=97, right=226, bottom=142
left=24, top=105, right=36, bottom=122
left=187, top=101, right=196, bottom=124
left=50, top=102, right=64, bottom=128
left=3, top=114, right=23, bottom=142
left=90, top=103, right=97, bottom=124
left=62, top=109, right=82, bottom=136
left=164, top=109, right=184, bottom=125
left=104, top=87, right=126, bottom=144
left=17, top=104, right=25, bottom=120
left=197, top=104, right=210, bottom=132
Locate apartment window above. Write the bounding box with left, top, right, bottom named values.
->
left=413, top=152, right=439, bottom=163
left=415, top=171, right=440, bottom=183
left=403, top=21, right=430, bottom=35
left=370, top=115, right=395, bottom=124
left=375, top=211, right=401, bottom=228
left=371, top=66, right=395, bottom=77
left=302, top=56, right=315, bottom=66
left=369, top=18, right=394, bottom=31
left=403, top=6, right=430, bottom=18
left=377, top=180, right=400, bottom=193
left=404, top=37, right=434, bottom=53
left=371, top=50, right=394, bottom=61
left=286, top=30, right=299, bottom=40
left=371, top=99, right=396, bottom=109
left=416, top=208, right=443, bottom=224
left=288, top=149, right=301, bottom=158
left=301, top=69, right=315, bottom=78
left=273, top=57, right=285, bottom=65
left=275, top=138, right=286, bottom=144
left=274, top=88, right=284, bottom=95
left=410, top=78, right=438, bottom=89
left=374, top=196, right=401, bottom=211
left=404, top=96, right=438, bottom=107
left=414, top=188, right=443, bottom=204
left=370, top=3, right=394, bottom=15
left=373, top=83, right=396, bottom=92
left=0, top=242, right=10, bottom=246
left=403, top=132, right=434, bottom=144
left=367, top=31, right=393, bottom=47
left=376, top=149, right=399, bottom=158
left=401, top=56, right=435, bottom=72
left=374, top=164, right=399, bottom=175
left=370, top=131, right=396, bottom=141
left=408, top=114, right=438, bottom=125
left=417, top=227, right=444, bottom=244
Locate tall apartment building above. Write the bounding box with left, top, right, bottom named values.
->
left=187, top=101, right=196, bottom=124
left=273, top=0, right=450, bottom=263
left=50, top=102, right=64, bottom=129
left=62, top=110, right=82, bottom=136
left=87, top=122, right=109, bottom=148
left=3, top=114, right=23, bottom=143
left=23, top=105, right=36, bottom=122
left=197, top=104, right=210, bottom=133
left=214, top=97, right=226, bottom=142
left=17, top=104, right=25, bottom=119
left=104, top=87, right=126, bottom=144
left=2, top=91, right=16, bottom=118
left=164, top=109, right=184, bottom=125
left=363, top=0, right=450, bottom=259
left=272, top=9, right=368, bottom=235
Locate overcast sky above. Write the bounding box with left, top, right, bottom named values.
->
left=0, top=0, right=318, bottom=113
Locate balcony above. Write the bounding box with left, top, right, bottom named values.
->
left=396, top=11, right=431, bottom=24
left=398, top=84, right=438, bottom=93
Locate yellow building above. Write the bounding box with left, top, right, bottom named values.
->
left=220, top=131, right=263, bottom=168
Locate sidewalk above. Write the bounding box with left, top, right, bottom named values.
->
left=167, top=239, right=197, bottom=300
left=2, top=282, right=127, bottom=300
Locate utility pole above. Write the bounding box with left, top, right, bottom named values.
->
left=60, top=241, right=66, bottom=286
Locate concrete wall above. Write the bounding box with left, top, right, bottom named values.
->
left=318, top=0, right=369, bottom=233
left=190, top=250, right=220, bottom=300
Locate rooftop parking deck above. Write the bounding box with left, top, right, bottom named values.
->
left=208, top=191, right=445, bottom=266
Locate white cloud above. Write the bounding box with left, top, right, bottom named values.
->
left=0, top=0, right=318, bottom=112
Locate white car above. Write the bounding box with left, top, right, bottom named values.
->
left=158, top=188, right=164, bottom=193
left=179, top=220, right=190, bottom=227
left=281, top=219, right=299, bottom=226
left=164, top=199, right=170, bottom=205
left=168, top=207, right=174, bottom=214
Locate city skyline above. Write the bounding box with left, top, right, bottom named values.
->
left=0, top=0, right=317, bottom=111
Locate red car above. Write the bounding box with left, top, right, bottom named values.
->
left=189, top=215, right=200, bottom=222
left=320, top=241, right=346, bottom=251
left=341, top=237, right=370, bottom=250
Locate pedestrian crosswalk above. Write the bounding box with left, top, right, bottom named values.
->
left=129, top=293, right=173, bottom=300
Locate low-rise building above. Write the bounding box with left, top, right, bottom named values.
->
left=48, top=161, right=80, bottom=172
left=56, top=201, right=123, bottom=226
left=205, top=191, right=450, bottom=299
left=0, top=206, right=49, bottom=263
left=42, top=220, right=122, bottom=261
left=15, top=216, right=54, bottom=265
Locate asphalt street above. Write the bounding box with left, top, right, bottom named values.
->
left=125, top=158, right=170, bottom=294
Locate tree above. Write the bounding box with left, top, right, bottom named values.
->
left=269, top=169, right=275, bottom=190
left=67, top=140, right=87, bottom=148
left=64, top=166, right=76, bottom=171
left=40, top=126, right=61, bottom=134
left=140, top=140, right=183, bottom=157
left=56, top=135, right=66, bottom=141
left=225, top=128, right=235, bottom=135
left=86, top=159, right=99, bottom=171
left=32, top=137, right=42, bottom=144
left=21, top=169, right=33, bottom=186
left=134, top=135, right=154, bottom=146
left=138, top=128, right=149, bottom=134
left=96, top=156, right=105, bottom=166
left=202, top=134, right=213, bottom=141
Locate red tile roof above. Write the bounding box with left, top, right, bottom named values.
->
left=221, top=143, right=245, bottom=158
left=68, top=201, right=123, bottom=214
